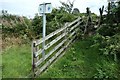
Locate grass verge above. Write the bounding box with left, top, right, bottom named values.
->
left=40, top=37, right=120, bottom=78
left=1, top=37, right=120, bottom=78
left=2, top=44, right=31, bottom=78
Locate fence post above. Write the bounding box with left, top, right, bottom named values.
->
left=65, top=23, right=68, bottom=39
left=76, top=20, right=81, bottom=38
left=36, top=45, right=39, bottom=61
left=65, top=23, right=69, bottom=48
left=32, top=41, right=35, bottom=77
left=32, top=40, right=40, bottom=77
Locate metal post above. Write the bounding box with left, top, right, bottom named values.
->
left=42, top=3, right=46, bottom=58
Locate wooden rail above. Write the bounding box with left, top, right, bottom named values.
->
left=32, top=17, right=82, bottom=77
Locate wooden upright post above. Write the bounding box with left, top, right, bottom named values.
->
left=32, top=41, right=35, bottom=77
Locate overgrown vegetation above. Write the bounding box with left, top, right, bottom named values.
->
left=1, top=0, right=120, bottom=78
left=40, top=38, right=120, bottom=78
left=2, top=44, right=31, bottom=78
left=41, top=1, right=120, bottom=78
left=96, top=1, right=120, bottom=62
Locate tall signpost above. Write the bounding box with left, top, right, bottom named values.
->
left=38, top=3, right=52, bottom=58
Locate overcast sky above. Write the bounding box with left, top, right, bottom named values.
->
left=0, top=0, right=108, bottom=18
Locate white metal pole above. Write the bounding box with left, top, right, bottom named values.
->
left=42, top=3, right=46, bottom=58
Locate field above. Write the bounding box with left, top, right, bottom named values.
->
left=2, top=44, right=31, bottom=78
left=40, top=37, right=120, bottom=78
left=1, top=0, right=120, bottom=79
left=2, top=37, right=120, bottom=78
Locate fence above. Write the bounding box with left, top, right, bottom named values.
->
left=32, top=17, right=82, bottom=77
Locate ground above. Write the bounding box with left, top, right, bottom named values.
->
left=2, top=44, right=31, bottom=78
left=2, top=37, right=120, bottom=78
left=40, top=37, right=120, bottom=78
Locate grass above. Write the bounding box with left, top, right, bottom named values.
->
left=2, top=44, right=31, bottom=78
left=0, top=53, right=2, bottom=79
left=40, top=37, right=120, bottom=78
left=1, top=37, right=120, bottom=78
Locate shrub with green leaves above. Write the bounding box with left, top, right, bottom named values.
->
left=92, top=33, right=120, bottom=61
left=93, top=61, right=118, bottom=78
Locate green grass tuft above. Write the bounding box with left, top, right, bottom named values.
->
left=1, top=37, right=120, bottom=78
left=40, top=38, right=120, bottom=78
left=2, top=44, right=31, bottom=78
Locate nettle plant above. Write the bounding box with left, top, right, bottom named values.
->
left=101, top=34, right=120, bottom=61
left=92, top=33, right=120, bottom=61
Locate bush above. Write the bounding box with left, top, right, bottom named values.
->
left=93, top=62, right=118, bottom=78
left=92, top=33, right=120, bottom=61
